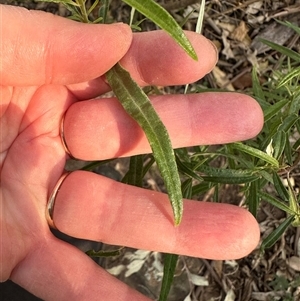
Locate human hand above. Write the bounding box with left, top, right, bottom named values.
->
left=0, top=4, right=263, bottom=300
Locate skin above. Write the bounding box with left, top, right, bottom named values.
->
left=0, top=4, right=264, bottom=301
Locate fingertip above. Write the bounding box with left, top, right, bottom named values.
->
left=233, top=93, right=264, bottom=140
left=175, top=202, right=260, bottom=260
left=119, top=31, right=218, bottom=86
left=186, top=31, right=219, bottom=75
left=185, top=92, right=264, bottom=144
left=241, top=208, right=261, bottom=256
left=224, top=206, right=260, bottom=259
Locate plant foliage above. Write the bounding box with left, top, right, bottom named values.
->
left=35, top=1, right=300, bottom=300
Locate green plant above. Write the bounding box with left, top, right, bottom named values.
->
left=36, top=1, right=300, bottom=300
left=38, top=0, right=197, bottom=227
left=269, top=275, right=300, bottom=301
left=188, top=20, right=300, bottom=251
left=37, top=0, right=200, bottom=299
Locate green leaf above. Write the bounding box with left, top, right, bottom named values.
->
left=181, top=179, right=193, bottom=200
left=158, top=179, right=192, bottom=301
left=122, top=155, right=144, bottom=187
left=87, top=0, right=100, bottom=15
left=259, top=170, right=273, bottom=184
left=272, top=130, right=286, bottom=160
left=36, top=0, right=79, bottom=5
left=98, top=0, right=110, bottom=24
left=175, top=154, right=203, bottom=182
left=277, top=66, right=300, bottom=89
left=213, top=184, right=219, bottom=202
left=284, top=134, right=293, bottom=165
left=232, top=142, right=279, bottom=167
left=175, top=148, right=191, bottom=163
left=86, top=247, right=124, bottom=257
left=275, top=20, right=300, bottom=36
left=263, top=99, right=289, bottom=122
left=258, top=192, right=296, bottom=215
left=272, top=172, right=289, bottom=202
left=142, top=155, right=156, bottom=177
left=121, top=0, right=198, bottom=60
left=106, top=63, right=183, bottom=225
left=289, top=93, right=300, bottom=115
left=286, top=176, right=300, bottom=227
left=198, top=165, right=259, bottom=184
left=159, top=254, right=179, bottom=301
left=294, top=136, right=300, bottom=151
left=260, top=215, right=294, bottom=251
left=252, top=66, right=265, bottom=101
left=80, top=159, right=113, bottom=171
left=248, top=180, right=259, bottom=217
left=192, top=182, right=215, bottom=196
left=202, top=175, right=258, bottom=184
left=278, top=113, right=299, bottom=132
left=259, top=38, right=300, bottom=62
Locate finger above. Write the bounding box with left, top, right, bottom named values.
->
left=52, top=171, right=260, bottom=260
left=11, top=236, right=150, bottom=301
left=0, top=5, right=132, bottom=86
left=63, top=92, right=264, bottom=160
left=67, top=30, right=218, bottom=100
left=120, top=30, right=218, bottom=86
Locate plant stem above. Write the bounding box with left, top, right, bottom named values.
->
left=76, top=0, right=90, bottom=23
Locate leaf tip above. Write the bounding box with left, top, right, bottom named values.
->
left=174, top=209, right=183, bottom=226
left=190, top=50, right=198, bottom=61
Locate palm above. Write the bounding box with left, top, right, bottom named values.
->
left=1, top=84, right=69, bottom=280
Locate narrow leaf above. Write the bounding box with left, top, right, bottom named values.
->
left=232, top=142, right=279, bottom=167
left=276, top=20, right=300, bottom=36
left=260, top=215, right=294, bottom=251
left=181, top=179, right=193, bottom=200
left=88, top=0, right=100, bottom=16
left=286, top=176, right=300, bottom=226
left=192, top=182, right=215, bottom=196
left=263, top=99, right=289, bottom=122
left=122, top=155, right=144, bottom=187
left=86, top=247, right=124, bottom=257
left=258, top=192, right=296, bottom=215
left=248, top=180, right=259, bottom=217
left=106, top=63, right=183, bottom=225
left=202, top=175, right=258, bottom=184
left=80, top=159, right=113, bottom=171
left=159, top=254, right=179, bottom=301
left=284, top=133, right=293, bottom=165
left=252, top=66, right=265, bottom=101
left=36, top=0, right=79, bottom=5
left=198, top=165, right=259, bottom=184
left=277, top=66, right=300, bottom=89
left=289, top=93, right=300, bottom=115
left=278, top=113, right=299, bottom=132
left=142, top=155, right=156, bottom=177
left=175, top=155, right=203, bottom=182
left=98, top=0, right=110, bottom=23
left=272, top=172, right=289, bottom=202
left=272, top=130, right=286, bottom=160
left=159, top=180, right=192, bottom=301
left=259, top=38, right=300, bottom=62
left=122, top=0, right=197, bottom=60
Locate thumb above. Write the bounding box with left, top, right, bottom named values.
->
left=0, top=5, right=132, bottom=86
